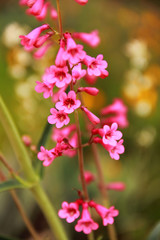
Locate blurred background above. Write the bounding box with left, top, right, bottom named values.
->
left=0, top=0, right=160, bottom=239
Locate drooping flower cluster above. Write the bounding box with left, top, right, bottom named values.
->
left=58, top=199, right=119, bottom=234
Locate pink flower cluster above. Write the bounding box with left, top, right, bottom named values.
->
left=58, top=199, right=119, bottom=234
left=92, top=122, right=124, bottom=160
left=19, top=0, right=58, bottom=21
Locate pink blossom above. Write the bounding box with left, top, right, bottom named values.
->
left=26, top=0, right=44, bottom=16
left=101, top=123, right=122, bottom=146
left=35, top=2, right=49, bottom=20
left=63, top=34, right=86, bottom=64
left=37, top=146, right=55, bottom=166
left=50, top=6, right=58, bottom=19
left=43, top=65, right=72, bottom=88
left=64, top=132, right=78, bottom=157
left=72, top=63, right=86, bottom=84
left=89, top=201, right=119, bottom=226
left=56, top=91, right=81, bottom=114
left=77, top=87, right=99, bottom=96
left=102, top=114, right=129, bottom=129
left=22, top=135, right=32, bottom=146
left=33, top=32, right=53, bottom=48
left=81, top=106, right=100, bottom=125
left=101, top=99, right=128, bottom=115
left=19, top=24, right=49, bottom=50
left=74, top=0, right=88, bottom=5
left=106, top=182, right=126, bottom=191
left=107, top=139, right=125, bottom=160
left=83, top=171, right=96, bottom=184
left=55, top=40, right=66, bottom=67
left=52, top=124, right=76, bottom=142
left=58, top=201, right=80, bottom=223
left=84, top=54, right=108, bottom=79
left=35, top=81, right=54, bottom=98
left=73, top=30, right=100, bottom=48
left=34, top=42, right=52, bottom=59
left=51, top=86, right=67, bottom=103
left=75, top=202, right=99, bottom=234
left=48, top=108, right=70, bottom=128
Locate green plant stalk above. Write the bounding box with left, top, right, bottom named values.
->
left=0, top=96, right=68, bottom=240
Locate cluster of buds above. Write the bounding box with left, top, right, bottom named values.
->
left=58, top=199, right=119, bottom=234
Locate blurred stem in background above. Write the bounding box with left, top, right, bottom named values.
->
left=0, top=96, right=68, bottom=240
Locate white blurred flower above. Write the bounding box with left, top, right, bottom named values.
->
left=136, top=127, right=156, bottom=147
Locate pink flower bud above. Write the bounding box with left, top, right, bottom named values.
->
left=84, top=171, right=96, bottom=184
left=22, top=135, right=32, bottom=146
left=77, top=87, right=99, bottom=96
left=73, top=30, right=100, bottom=48
left=81, top=106, right=100, bottom=125
left=74, top=0, right=88, bottom=5
left=50, top=6, right=58, bottom=19
left=105, top=182, right=126, bottom=191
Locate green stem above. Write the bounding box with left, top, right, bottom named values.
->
left=56, top=0, right=63, bottom=37
left=0, top=96, right=37, bottom=182
left=31, top=183, right=68, bottom=240
left=0, top=96, right=68, bottom=240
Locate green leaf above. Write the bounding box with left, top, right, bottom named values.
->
left=0, top=235, right=21, bottom=240
left=34, top=122, right=52, bottom=178
left=97, top=236, right=103, bottom=240
left=0, top=179, right=28, bottom=193
left=147, top=222, right=160, bottom=240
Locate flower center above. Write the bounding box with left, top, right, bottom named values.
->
left=57, top=113, right=66, bottom=122
left=64, top=98, right=75, bottom=109
left=55, top=71, right=66, bottom=81
left=68, top=48, right=78, bottom=56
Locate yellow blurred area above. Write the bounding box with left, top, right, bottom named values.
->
left=81, top=90, right=106, bottom=111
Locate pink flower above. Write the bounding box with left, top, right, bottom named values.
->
left=75, top=202, right=99, bottom=234
left=63, top=34, right=86, bottom=64
left=56, top=91, right=81, bottom=114
left=72, top=63, right=86, bottom=84
left=37, top=146, right=55, bottom=166
left=43, top=65, right=72, bottom=88
left=77, top=87, right=99, bottom=96
left=58, top=201, right=80, bottom=223
left=26, top=0, right=44, bottom=16
left=48, top=108, right=70, bottom=128
left=34, top=42, right=52, bottom=59
left=107, top=139, right=125, bottom=160
left=35, top=2, right=49, bottom=20
left=89, top=201, right=119, bottom=226
left=51, top=86, right=67, bottom=103
left=35, top=81, right=54, bottom=98
left=101, top=123, right=122, bottom=146
left=106, top=182, right=126, bottom=191
left=84, top=54, right=108, bottom=79
left=55, top=40, right=66, bottom=67
left=101, top=99, right=128, bottom=115
left=74, top=0, right=88, bottom=5
left=83, top=171, right=96, bottom=184
left=50, top=6, right=58, bottom=20
left=52, top=124, right=76, bottom=142
left=81, top=106, right=100, bottom=125
left=73, top=30, right=100, bottom=48
left=84, top=73, right=98, bottom=85
left=19, top=24, right=49, bottom=50
left=102, top=114, right=129, bottom=129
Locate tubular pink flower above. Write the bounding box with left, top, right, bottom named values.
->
left=75, top=202, right=99, bottom=234
left=43, top=65, right=72, bottom=88
left=35, top=2, right=49, bottom=20
left=72, top=63, right=86, bottom=84
left=64, top=132, right=78, bottom=157
left=50, top=6, right=58, bottom=19
left=89, top=201, right=119, bottom=226
left=35, top=81, right=54, bottom=98
left=19, top=24, right=49, bottom=50
left=106, top=182, right=126, bottom=191
left=48, top=108, right=70, bottom=128
left=81, top=106, right=100, bottom=125
left=56, top=91, right=81, bottom=114
left=51, top=86, right=67, bottom=103
left=101, top=98, right=128, bottom=115
left=74, top=0, right=88, bottom=5
left=34, top=32, right=53, bottom=48
left=37, top=146, right=55, bottom=166
left=101, top=123, right=123, bottom=146
left=77, top=87, right=99, bottom=96
left=55, top=40, right=66, bottom=67
left=63, top=34, right=86, bottom=64
left=34, top=42, right=52, bottom=59
left=26, top=0, right=44, bottom=15
left=52, top=124, right=77, bottom=142
left=102, top=114, right=129, bottom=129
left=73, top=30, right=100, bottom=48
left=84, top=54, right=108, bottom=79
left=58, top=201, right=80, bottom=223
left=107, top=139, right=125, bottom=160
